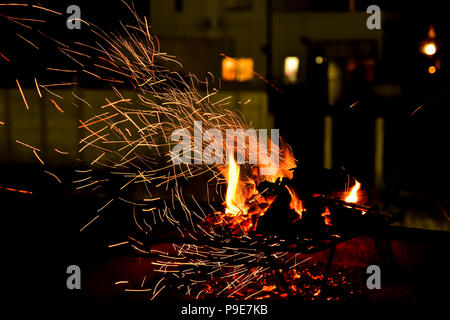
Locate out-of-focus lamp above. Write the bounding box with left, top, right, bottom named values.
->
left=421, top=25, right=437, bottom=56
left=428, top=66, right=436, bottom=74
left=423, top=43, right=436, bottom=56
left=284, top=56, right=299, bottom=83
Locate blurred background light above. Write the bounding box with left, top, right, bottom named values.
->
left=428, top=65, right=436, bottom=74
left=222, top=57, right=254, bottom=82
left=221, top=57, right=236, bottom=81
left=235, top=58, right=254, bottom=82
left=423, top=42, right=437, bottom=56
left=284, top=56, right=299, bottom=83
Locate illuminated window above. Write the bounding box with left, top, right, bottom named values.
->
left=222, top=57, right=236, bottom=81
left=222, top=57, right=254, bottom=82
left=236, top=58, right=253, bottom=82
left=284, top=56, right=299, bottom=83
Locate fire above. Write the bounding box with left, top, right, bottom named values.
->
left=210, top=119, right=301, bottom=234
left=218, top=150, right=302, bottom=234
left=224, top=154, right=243, bottom=216
left=345, top=180, right=360, bottom=203
left=218, top=153, right=257, bottom=233
left=285, top=185, right=304, bottom=218
left=321, top=206, right=332, bottom=226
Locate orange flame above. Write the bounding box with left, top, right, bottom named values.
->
left=216, top=146, right=300, bottom=234
left=285, top=185, right=304, bottom=218
left=321, top=206, right=332, bottom=226
left=345, top=180, right=360, bottom=203
left=224, top=154, right=243, bottom=216
left=218, top=153, right=257, bottom=234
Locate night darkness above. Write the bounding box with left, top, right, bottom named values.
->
left=1, top=0, right=449, bottom=316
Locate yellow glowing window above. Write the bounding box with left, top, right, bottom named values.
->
left=222, top=57, right=236, bottom=81
left=235, top=58, right=253, bottom=82
left=284, top=56, right=299, bottom=83
left=222, top=57, right=254, bottom=82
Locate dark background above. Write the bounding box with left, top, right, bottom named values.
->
left=1, top=1, right=449, bottom=202
left=0, top=0, right=449, bottom=310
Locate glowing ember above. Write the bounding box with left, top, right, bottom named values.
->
left=193, top=262, right=360, bottom=300
left=345, top=180, right=361, bottom=203
left=262, top=285, right=276, bottom=291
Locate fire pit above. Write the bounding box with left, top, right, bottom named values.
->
left=113, top=165, right=401, bottom=301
